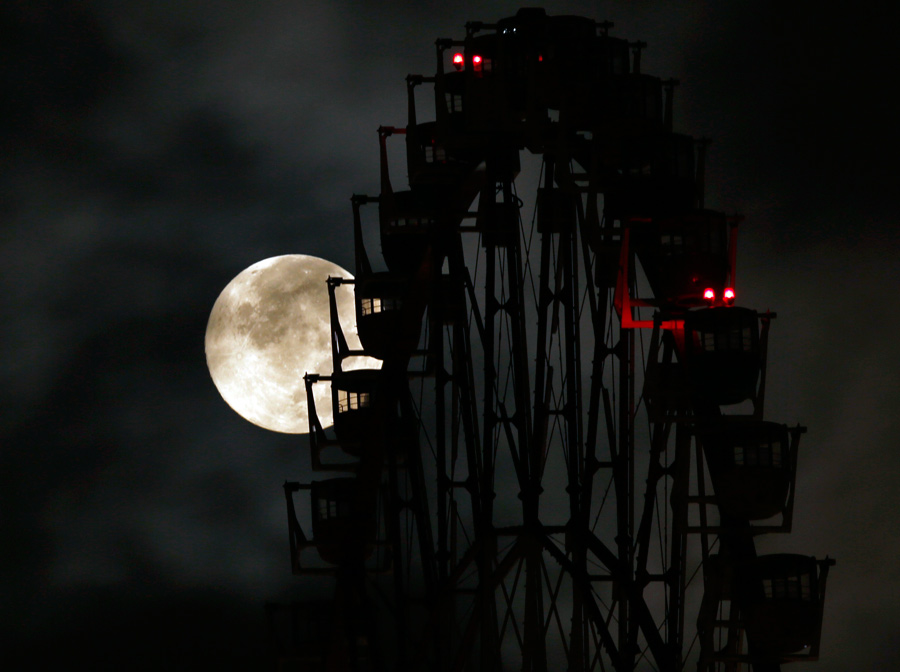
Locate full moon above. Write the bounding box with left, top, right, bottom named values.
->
left=205, top=254, right=379, bottom=433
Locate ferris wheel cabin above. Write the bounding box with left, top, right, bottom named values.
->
left=697, top=420, right=798, bottom=521
left=378, top=189, right=439, bottom=273
left=631, top=209, right=733, bottom=307
left=684, top=306, right=761, bottom=406
left=604, top=132, right=698, bottom=220
left=404, top=119, right=485, bottom=193
left=330, top=369, right=382, bottom=453
left=743, top=554, right=833, bottom=658
left=355, top=273, right=406, bottom=361
left=310, top=477, right=377, bottom=565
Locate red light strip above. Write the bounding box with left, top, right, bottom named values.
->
left=613, top=228, right=682, bottom=331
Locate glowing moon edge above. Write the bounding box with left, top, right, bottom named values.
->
left=205, top=254, right=380, bottom=434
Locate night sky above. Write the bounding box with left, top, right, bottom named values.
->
left=3, top=1, right=898, bottom=669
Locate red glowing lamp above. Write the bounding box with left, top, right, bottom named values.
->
left=703, top=288, right=716, bottom=304
left=472, top=54, right=483, bottom=72
left=723, top=287, right=736, bottom=306
left=452, top=53, right=464, bottom=71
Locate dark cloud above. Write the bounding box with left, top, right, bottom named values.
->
left=679, top=2, right=899, bottom=247
left=9, top=587, right=273, bottom=670
left=1, top=1, right=120, bottom=140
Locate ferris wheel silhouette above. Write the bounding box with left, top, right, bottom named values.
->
left=272, top=9, right=834, bottom=672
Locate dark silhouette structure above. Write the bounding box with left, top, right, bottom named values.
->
left=274, top=9, right=833, bottom=671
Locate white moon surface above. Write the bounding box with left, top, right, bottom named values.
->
left=205, top=254, right=380, bottom=434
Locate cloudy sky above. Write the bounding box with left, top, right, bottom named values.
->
left=3, top=0, right=898, bottom=669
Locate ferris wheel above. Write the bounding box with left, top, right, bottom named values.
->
left=272, top=9, right=834, bottom=672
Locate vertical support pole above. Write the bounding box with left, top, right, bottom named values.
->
left=562, top=206, right=586, bottom=672
left=615, top=324, right=635, bottom=670
left=480, top=239, right=499, bottom=672
left=668, top=421, right=692, bottom=670
left=433, top=252, right=449, bottom=590
left=386, top=427, right=409, bottom=672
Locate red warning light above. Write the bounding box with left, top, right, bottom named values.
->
left=703, top=288, right=715, bottom=304
left=472, top=54, right=483, bottom=72
left=723, top=287, right=736, bottom=306
left=452, top=52, right=464, bottom=71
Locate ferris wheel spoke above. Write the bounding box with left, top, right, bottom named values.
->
left=497, top=553, right=526, bottom=650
